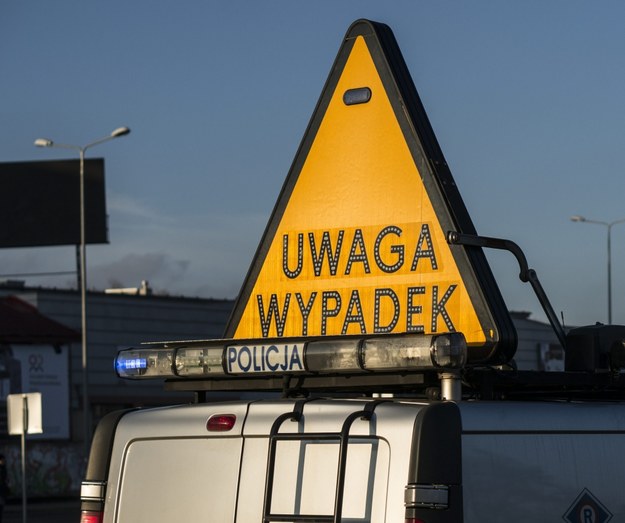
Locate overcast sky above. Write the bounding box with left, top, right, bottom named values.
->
left=1, top=1, right=625, bottom=328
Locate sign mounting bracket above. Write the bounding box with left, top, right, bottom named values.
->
left=447, top=231, right=566, bottom=350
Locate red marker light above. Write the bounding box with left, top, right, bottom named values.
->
left=206, top=414, right=236, bottom=432
left=81, top=511, right=103, bottom=523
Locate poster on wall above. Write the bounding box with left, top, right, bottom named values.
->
left=0, top=344, right=70, bottom=439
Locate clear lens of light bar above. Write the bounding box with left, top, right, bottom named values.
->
left=175, top=346, right=225, bottom=377
left=305, top=339, right=361, bottom=373
left=115, top=348, right=175, bottom=378
left=362, top=332, right=467, bottom=371
left=431, top=333, right=468, bottom=368
left=362, top=335, right=433, bottom=370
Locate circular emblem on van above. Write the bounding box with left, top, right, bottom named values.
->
left=563, top=488, right=612, bottom=523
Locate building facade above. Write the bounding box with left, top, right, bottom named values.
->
left=0, top=282, right=233, bottom=496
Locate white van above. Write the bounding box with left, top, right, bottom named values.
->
left=79, top=329, right=625, bottom=523
left=80, top=385, right=625, bottom=523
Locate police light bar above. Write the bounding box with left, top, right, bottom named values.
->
left=115, top=332, right=467, bottom=380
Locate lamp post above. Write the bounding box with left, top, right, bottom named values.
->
left=35, top=127, right=130, bottom=454
left=570, top=215, right=625, bottom=324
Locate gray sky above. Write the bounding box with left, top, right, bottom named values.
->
left=1, top=1, right=625, bottom=327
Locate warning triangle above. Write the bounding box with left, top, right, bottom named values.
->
left=225, top=20, right=516, bottom=364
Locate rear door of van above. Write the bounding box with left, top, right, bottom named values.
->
left=236, top=399, right=461, bottom=523
left=103, top=403, right=250, bottom=523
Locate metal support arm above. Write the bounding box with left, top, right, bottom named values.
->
left=447, top=231, right=567, bottom=350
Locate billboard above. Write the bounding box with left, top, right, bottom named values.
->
left=0, top=159, right=108, bottom=248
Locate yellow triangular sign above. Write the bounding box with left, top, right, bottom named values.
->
left=225, top=20, right=515, bottom=363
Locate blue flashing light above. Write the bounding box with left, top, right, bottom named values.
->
left=116, top=356, right=148, bottom=376
left=122, top=357, right=147, bottom=370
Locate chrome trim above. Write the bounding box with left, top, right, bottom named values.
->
left=81, top=480, right=106, bottom=501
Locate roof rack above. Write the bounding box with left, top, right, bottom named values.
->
left=161, top=367, right=625, bottom=402
left=463, top=367, right=625, bottom=401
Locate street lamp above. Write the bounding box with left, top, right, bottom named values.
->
left=570, top=215, right=625, bottom=324
left=34, top=127, right=130, bottom=454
